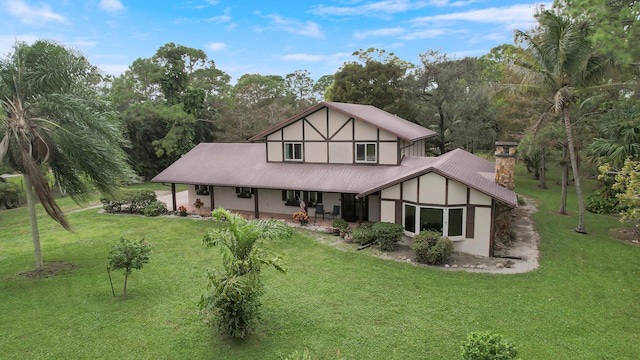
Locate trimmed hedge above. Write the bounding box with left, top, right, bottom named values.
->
left=101, top=190, right=157, bottom=214
left=143, top=201, right=168, bottom=217
left=353, top=222, right=404, bottom=251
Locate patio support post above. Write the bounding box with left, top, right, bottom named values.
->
left=209, top=185, right=214, bottom=211
left=171, top=183, right=177, bottom=212
left=253, top=188, right=259, bottom=219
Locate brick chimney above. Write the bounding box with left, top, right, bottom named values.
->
left=494, top=141, right=517, bottom=190
left=493, top=141, right=517, bottom=255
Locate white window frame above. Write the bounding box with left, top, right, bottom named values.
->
left=403, top=204, right=465, bottom=240
left=284, top=142, right=303, bottom=162
left=355, top=143, right=377, bottom=163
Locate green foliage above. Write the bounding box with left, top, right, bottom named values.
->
left=0, top=178, right=19, bottom=209
left=352, top=223, right=376, bottom=245
left=587, top=171, right=626, bottom=214
left=143, top=200, right=168, bottom=217
left=605, top=159, right=640, bottom=240
left=412, top=231, right=454, bottom=265
left=100, top=189, right=157, bottom=214
left=200, top=208, right=290, bottom=339
left=331, top=219, right=349, bottom=232
left=108, top=237, right=151, bottom=298
left=460, top=331, right=517, bottom=360
left=372, top=222, right=404, bottom=251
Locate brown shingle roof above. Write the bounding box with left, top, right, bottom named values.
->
left=152, top=144, right=517, bottom=207
left=248, top=101, right=436, bottom=142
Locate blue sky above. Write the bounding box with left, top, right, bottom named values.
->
left=1, top=0, right=549, bottom=82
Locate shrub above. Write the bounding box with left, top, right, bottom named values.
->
left=412, top=231, right=454, bottom=265
left=352, top=223, right=375, bottom=245
left=372, top=222, right=404, bottom=251
left=101, top=189, right=157, bottom=214
left=461, top=331, right=517, bottom=360
left=143, top=201, right=167, bottom=217
left=332, top=219, right=349, bottom=231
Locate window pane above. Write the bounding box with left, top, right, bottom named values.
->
left=448, top=208, right=463, bottom=237
left=294, top=143, right=302, bottom=159
left=356, top=144, right=365, bottom=161
left=404, top=205, right=416, bottom=232
left=420, top=208, right=443, bottom=233
left=366, top=143, right=376, bottom=161
left=285, top=144, right=292, bottom=159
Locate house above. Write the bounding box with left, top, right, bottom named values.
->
left=152, top=101, right=518, bottom=257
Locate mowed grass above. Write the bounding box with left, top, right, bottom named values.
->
left=0, top=169, right=639, bottom=359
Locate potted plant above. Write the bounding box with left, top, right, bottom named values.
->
left=332, top=219, right=348, bottom=236
left=292, top=211, right=309, bottom=226
left=193, top=198, right=204, bottom=215
left=177, top=205, right=187, bottom=217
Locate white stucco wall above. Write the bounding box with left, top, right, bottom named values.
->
left=378, top=142, right=397, bottom=165
left=212, top=186, right=255, bottom=212
left=354, top=120, right=377, bottom=140
left=380, top=200, right=396, bottom=223
left=368, top=194, right=381, bottom=222
left=328, top=142, right=352, bottom=163
left=447, top=180, right=467, bottom=205
left=305, top=142, right=328, bottom=163
left=453, top=207, right=492, bottom=257
left=267, top=142, right=283, bottom=162
left=381, top=184, right=401, bottom=200
left=469, top=188, right=492, bottom=206
left=419, top=173, right=446, bottom=205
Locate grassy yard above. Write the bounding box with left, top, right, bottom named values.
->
left=0, top=169, right=638, bottom=359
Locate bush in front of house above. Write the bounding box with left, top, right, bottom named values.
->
left=101, top=190, right=157, bottom=214
left=332, top=219, right=349, bottom=232
left=143, top=200, right=168, bottom=217
left=372, top=222, right=404, bottom=251
left=460, top=331, right=517, bottom=360
left=352, top=223, right=375, bottom=245
left=412, top=231, right=454, bottom=265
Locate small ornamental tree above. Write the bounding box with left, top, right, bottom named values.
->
left=108, top=237, right=151, bottom=299
left=200, top=208, right=290, bottom=339
left=604, top=159, right=640, bottom=241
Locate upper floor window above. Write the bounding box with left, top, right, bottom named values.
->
left=284, top=142, right=303, bottom=161
left=356, top=143, right=376, bottom=163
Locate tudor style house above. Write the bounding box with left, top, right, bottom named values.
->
left=152, top=101, right=517, bottom=257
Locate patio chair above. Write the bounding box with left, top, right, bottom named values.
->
left=329, top=205, right=340, bottom=219
left=314, top=204, right=325, bottom=223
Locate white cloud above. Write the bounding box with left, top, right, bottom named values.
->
left=281, top=53, right=326, bottom=62
left=256, top=12, right=323, bottom=38
left=206, top=0, right=220, bottom=5
left=400, top=28, right=446, bottom=40
left=206, top=42, right=226, bottom=51
left=100, top=0, right=124, bottom=12
left=310, top=0, right=432, bottom=17
left=409, top=3, right=549, bottom=29
left=353, top=27, right=405, bottom=40
left=207, top=7, right=231, bottom=23
left=5, top=0, right=66, bottom=24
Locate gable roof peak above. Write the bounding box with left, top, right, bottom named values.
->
left=248, top=101, right=436, bottom=143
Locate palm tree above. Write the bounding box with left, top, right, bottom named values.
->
left=514, top=10, right=613, bottom=233
left=0, top=40, right=135, bottom=270
left=200, top=208, right=290, bottom=338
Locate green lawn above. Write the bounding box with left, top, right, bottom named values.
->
left=0, top=171, right=638, bottom=359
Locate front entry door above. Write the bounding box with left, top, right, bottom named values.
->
left=341, top=194, right=368, bottom=222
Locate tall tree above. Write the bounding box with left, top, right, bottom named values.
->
left=0, top=41, right=135, bottom=270
left=329, top=48, right=416, bottom=120
left=285, top=69, right=317, bottom=111
left=514, top=10, right=614, bottom=233
left=413, top=51, right=497, bottom=154
left=109, top=43, right=231, bottom=177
